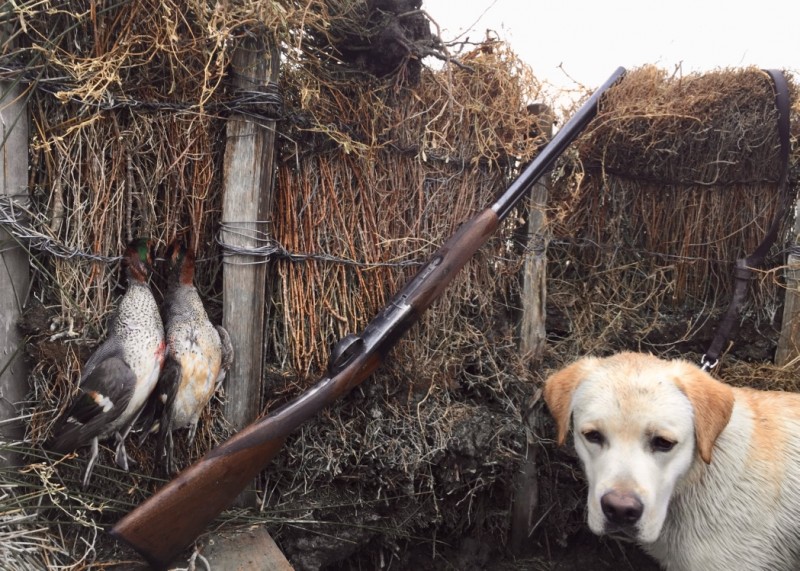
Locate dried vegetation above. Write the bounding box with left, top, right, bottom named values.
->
left=0, top=1, right=798, bottom=570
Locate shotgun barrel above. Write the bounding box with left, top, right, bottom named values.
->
left=110, top=66, right=626, bottom=569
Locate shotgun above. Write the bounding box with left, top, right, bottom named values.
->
left=110, top=66, right=626, bottom=568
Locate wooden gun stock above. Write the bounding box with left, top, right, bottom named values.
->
left=110, top=67, right=626, bottom=569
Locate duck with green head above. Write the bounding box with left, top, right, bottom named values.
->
left=140, top=237, right=233, bottom=475
left=48, top=238, right=166, bottom=487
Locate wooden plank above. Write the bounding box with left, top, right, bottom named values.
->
left=221, top=33, right=279, bottom=505
left=0, top=31, right=31, bottom=469
left=201, top=526, right=294, bottom=570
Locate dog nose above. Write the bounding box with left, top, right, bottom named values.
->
left=601, top=490, right=644, bottom=525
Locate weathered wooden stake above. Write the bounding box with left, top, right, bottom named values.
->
left=516, top=106, right=555, bottom=354
left=221, top=32, right=279, bottom=506
left=776, top=203, right=800, bottom=366
left=776, top=255, right=800, bottom=366
left=0, top=46, right=31, bottom=469
left=510, top=104, right=554, bottom=554
left=517, top=115, right=554, bottom=363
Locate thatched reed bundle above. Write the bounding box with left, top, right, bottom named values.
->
left=547, top=66, right=799, bottom=362
left=270, top=49, right=543, bottom=381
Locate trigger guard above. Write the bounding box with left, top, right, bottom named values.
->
left=328, top=333, right=364, bottom=374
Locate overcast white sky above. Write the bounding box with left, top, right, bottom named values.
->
left=423, top=0, right=800, bottom=103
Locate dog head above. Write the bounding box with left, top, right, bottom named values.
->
left=543, top=352, right=734, bottom=543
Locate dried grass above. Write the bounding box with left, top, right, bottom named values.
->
left=547, top=65, right=799, bottom=363
left=2, top=1, right=544, bottom=568
left=0, top=1, right=798, bottom=569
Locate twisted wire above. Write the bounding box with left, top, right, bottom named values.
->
left=0, top=195, right=118, bottom=262
left=0, top=61, right=284, bottom=121
left=216, top=221, right=423, bottom=268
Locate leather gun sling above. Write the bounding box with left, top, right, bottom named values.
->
left=702, top=69, right=791, bottom=369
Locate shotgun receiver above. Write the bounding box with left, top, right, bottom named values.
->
left=110, top=66, right=626, bottom=568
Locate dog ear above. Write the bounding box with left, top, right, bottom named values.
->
left=543, top=360, right=589, bottom=446
left=674, top=364, right=734, bottom=464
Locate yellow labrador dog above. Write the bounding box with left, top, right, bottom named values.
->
left=543, top=351, right=800, bottom=571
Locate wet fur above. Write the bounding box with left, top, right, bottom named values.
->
left=543, top=352, right=800, bottom=571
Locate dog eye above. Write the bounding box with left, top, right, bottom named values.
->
left=583, top=430, right=605, bottom=445
left=651, top=436, right=676, bottom=452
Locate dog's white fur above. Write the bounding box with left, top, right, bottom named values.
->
left=543, top=352, right=800, bottom=571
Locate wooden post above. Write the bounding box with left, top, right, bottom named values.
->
left=517, top=104, right=555, bottom=363
left=0, top=30, right=31, bottom=470
left=0, top=33, right=31, bottom=470
left=775, top=202, right=800, bottom=367
left=776, top=202, right=800, bottom=367
left=221, top=32, right=279, bottom=506
left=510, top=104, right=554, bottom=554
left=776, top=255, right=800, bottom=366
